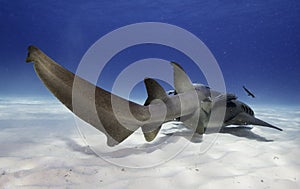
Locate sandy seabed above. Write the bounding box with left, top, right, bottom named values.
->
left=0, top=98, right=299, bottom=189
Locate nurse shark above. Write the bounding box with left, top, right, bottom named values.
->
left=26, top=45, right=282, bottom=146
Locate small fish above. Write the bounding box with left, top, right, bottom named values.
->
left=243, top=86, right=255, bottom=98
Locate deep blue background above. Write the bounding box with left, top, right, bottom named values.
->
left=0, top=1, right=299, bottom=106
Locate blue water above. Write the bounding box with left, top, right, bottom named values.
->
left=0, top=1, right=299, bottom=106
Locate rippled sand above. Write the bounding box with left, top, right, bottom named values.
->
left=0, top=98, right=299, bottom=189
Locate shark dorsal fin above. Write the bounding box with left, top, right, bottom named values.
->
left=143, top=78, right=168, bottom=105
left=171, top=62, right=194, bottom=94
left=141, top=124, right=162, bottom=142
left=142, top=78, right=168, bottom=142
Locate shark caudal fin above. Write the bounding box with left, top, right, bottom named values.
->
left=142, top=78, right=169, bottom=142
left=26, top=46, right=151, bottom=147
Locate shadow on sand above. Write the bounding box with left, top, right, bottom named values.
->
left=220, top=126, right=274, bottom=142
left=61, top=125, right=273, bottom=158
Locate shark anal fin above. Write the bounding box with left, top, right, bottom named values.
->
left=142, top=124, right=162, bottom=142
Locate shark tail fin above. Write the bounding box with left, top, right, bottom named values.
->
left=26, top=45, right=42, bottom=63
left=26, top=45, right=152, bottom=147
left=142, top=78, right=169, bottom=142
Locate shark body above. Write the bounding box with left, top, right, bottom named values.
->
left=26, top=46, right=282, bottom=146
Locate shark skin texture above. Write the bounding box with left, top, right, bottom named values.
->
left=26, top=46, right=282, bottom=146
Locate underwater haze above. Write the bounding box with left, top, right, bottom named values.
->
left=0, top=1, right=300, bottom=189
left=0, top=0, right=299, bottom=106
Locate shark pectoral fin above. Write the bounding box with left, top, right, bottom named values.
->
left=170, top=62, right=194, bottom=94
left=251, top=117, right=283, bottom=131
left=230, top=112, right=283, bottom=131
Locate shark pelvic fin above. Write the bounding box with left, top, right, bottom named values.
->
left=180, top=108, right=206, bottom=134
